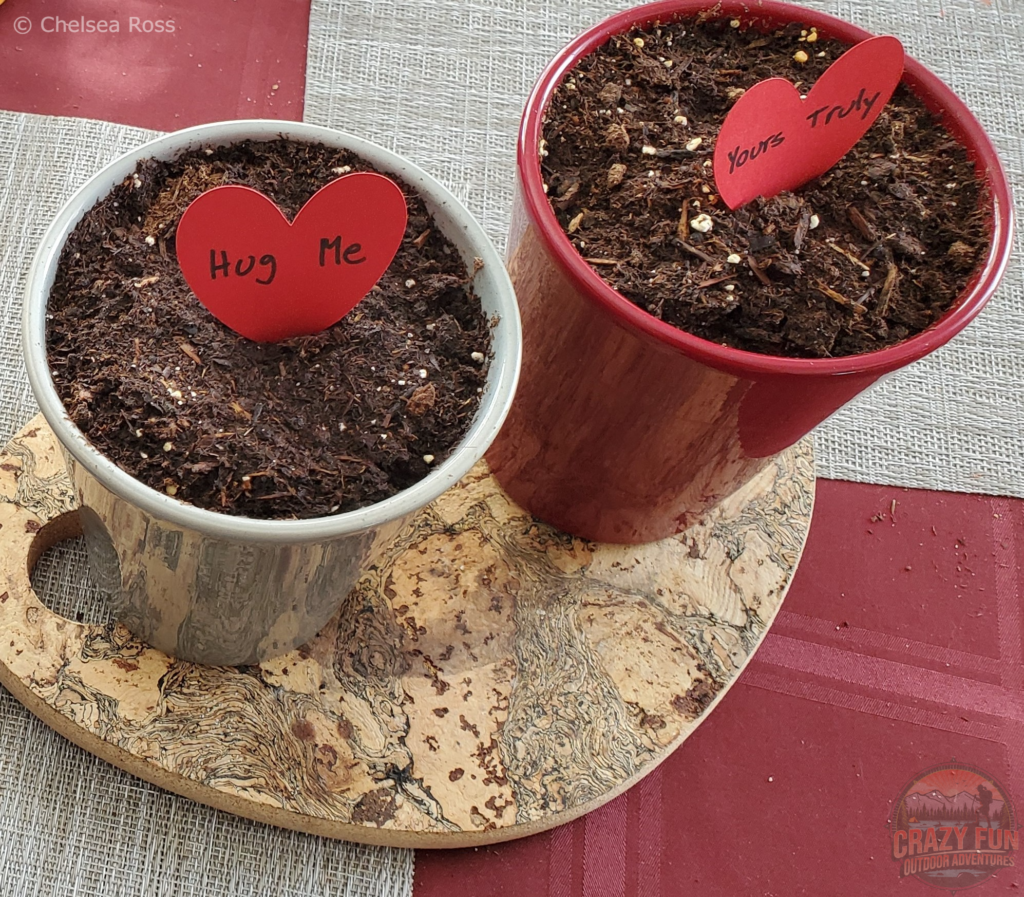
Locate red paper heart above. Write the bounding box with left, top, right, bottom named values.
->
left=713, top=36, right=905, bottom=210
left=176, top=173, right=408, bottom=342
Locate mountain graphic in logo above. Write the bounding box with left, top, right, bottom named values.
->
left=905, top=789, right=1005, bottom=820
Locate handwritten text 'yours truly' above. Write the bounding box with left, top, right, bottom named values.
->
left=726, top=87, right=883, bottom=176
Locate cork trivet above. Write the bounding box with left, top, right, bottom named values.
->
left=0, top=416, right=813, bottom=847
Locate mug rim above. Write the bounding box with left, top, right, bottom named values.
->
left=517, top=0, right=1014, bottom=378
left=23, top=119, right=522, bottom=544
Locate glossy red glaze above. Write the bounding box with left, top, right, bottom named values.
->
left=487, top=0, right=1014, bottom=544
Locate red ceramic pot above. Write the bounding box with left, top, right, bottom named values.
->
left=487, top=0, right=1013, bottom=544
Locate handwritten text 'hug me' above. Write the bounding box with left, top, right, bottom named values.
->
left=176, top=173, right=408, bottom=343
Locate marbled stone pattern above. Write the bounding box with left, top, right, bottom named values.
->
left=0, top=416, right=813, bottom=846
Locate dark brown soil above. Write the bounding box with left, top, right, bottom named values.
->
left=541, top=18, right=991, bottom=357
left=46, top=139, right=492, bottom=519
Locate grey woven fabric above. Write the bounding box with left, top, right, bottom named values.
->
left=0, top=111, right=413, bottom=897
left=305, top=0, right=1024, bottom=497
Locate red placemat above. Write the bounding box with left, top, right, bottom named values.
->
left=415, top=481, right=1024, bottom=895
left=0, top=0, right=309, bottom=129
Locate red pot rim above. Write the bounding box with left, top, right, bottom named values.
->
left=518, top=0, right=1015, bottom=378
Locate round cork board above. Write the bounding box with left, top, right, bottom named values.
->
left=0, top=416, right=813, bottom=847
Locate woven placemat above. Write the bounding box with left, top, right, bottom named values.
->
left=305, top=0, right=1024, bottom=498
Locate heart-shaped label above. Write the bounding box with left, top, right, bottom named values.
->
left=713, top=35, right=905, bottom=210
left=176, top=173, right=408, bottom=342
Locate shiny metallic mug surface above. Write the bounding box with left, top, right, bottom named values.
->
left=23, top=120, right=522, bottom=666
